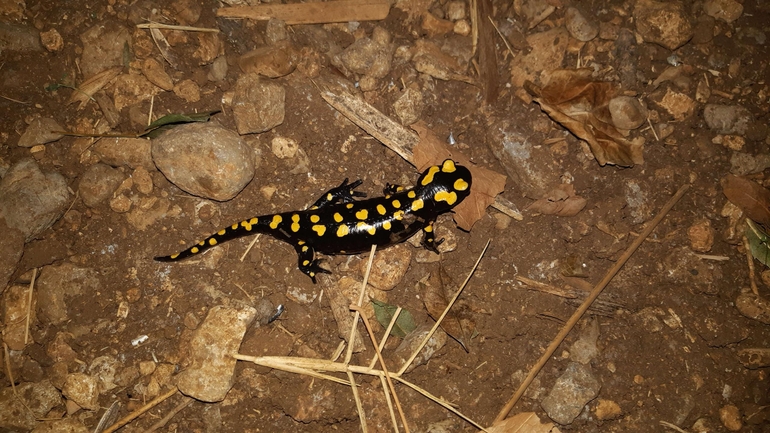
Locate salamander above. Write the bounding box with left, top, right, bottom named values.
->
left=155, top=159, right=472, bottom=282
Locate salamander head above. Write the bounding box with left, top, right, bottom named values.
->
left=414, top=159, right=472, bottom=213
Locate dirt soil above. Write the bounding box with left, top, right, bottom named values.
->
left=1, top=0, right=770, bottom=432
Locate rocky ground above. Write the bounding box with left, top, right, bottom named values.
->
left=1, top=0, right=770, bottom=432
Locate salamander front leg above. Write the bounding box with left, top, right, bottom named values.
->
left=309, top=178, right=366, bottom=210
left=420, top=220, right=444, bottom=254
left=295, top=242, right=330, bottom=283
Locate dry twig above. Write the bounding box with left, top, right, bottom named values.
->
left=103, top=387, right=179, bottom=433
left=24, top=268, right=37, bottom=345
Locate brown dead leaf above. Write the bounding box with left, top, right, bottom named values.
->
left=68, top=67, right=122, bottom=110
left=488, top=412, right=560, bottom=433
left=722, top=174, right=770, bottom=226
left=412, top=122, right=507, bottom=230
left=527, top=184, right=587, bottom=217
left=419, top=271, right=474, bottom=351
left=526, top=69, right=644, bottom=167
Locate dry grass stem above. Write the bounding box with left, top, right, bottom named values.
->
left=378, top=374, right=400, bottom=433
left=392, top=376, right=488, bottom=432
left=103, top=386, right=179, bottom=433
left=144, top=396, right=193, bottom=433
left=345, top=244, right=377, bottom=364
left=743, top=235, right=759, bottom=296
left=3, top=342, right=15, bottom=393
left=240, top=234, right=261, bottom=261
left=137, top=22, right=219, bottom=32
left=647, top=116, right=660, bottom=142
left=347, top=370, right=368, bottom=433
left=397, top=239, right=491, bottom=376
left=488, top=16, right=514, bottom=59
left=369, top=306, right=401, bottom=370
left=24, top=268, right=37, bottom=345
left=695, top=254, right=729, bottom=261
left=659, top=420, right=688, bottom=433
left=495, top=183, right=690, bottom=423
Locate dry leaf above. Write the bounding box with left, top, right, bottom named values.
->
left=488, top=412, right=560, bottom=433
left=412, top=122, right=507, bottom=230
left=526, top=69, right=644, bottom=167
left=419, top=271, right=473, bottom=351
left=527, top=184, right=587, bottom=217
left=722, top=174, right=770, bottom=227
left=68, top=67, right=121, bottom=110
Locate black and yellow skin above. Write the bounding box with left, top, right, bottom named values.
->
left=156, top=159, right=472, bottom=282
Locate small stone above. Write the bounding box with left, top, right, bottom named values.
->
left=703, top=0, right=743, bottom=23
left=141, top=58, right=174, bottom=91
left=79, top=23, right=131, bottom=78
left=688, top=219, right=714, bottom=253
left=265, top=18, right=288, bottom=44
left=453, top=20, right=471, bottom=36
left=335, top=276, right=388, bottom=324
left=564, top=7, right=598, bottom=42
left=0, top=381, right=61, bottom=431
left=79, top=163, right=125, bottom=208
left=633, top=0, right=693, bottom=50
left=541, top=362, right=601, bottom=425
left=337, top=34, right=392, bottom=79
left=0, top=23, right=43, bottom=52
left=737, top=348, right=770, bottom=369
left=18, top=117, right=63, bottom=147
left=363, top=242, right=412, bottom=291
left=89, top=356, right=120, bottom=392
left=139, top=361, right=157, bottom=376
left=271, top=136, right=299, bottom=159
left=132, top=166, right=153, bottom=195
left=695, top=77, right=711, bottom=103
left=703, top=104, right=752, bottom=135
left=608, top=96, right=647, bottom=130
left=39, top=28, right=64, bottom=52
left=94, top=137, right=153, bottom=169
left=112, top=72, right=162, bottom=111
left=30, top=417, right=89, bottom=433
left=176, top=305, right=257, bottom=402
left=208, top=56, right=228, bottom=82
left=594, top=399, right=622, bottom=420
left=173, top=79, right=200, bottom=103
left=110, top=194, right=132, bottom=213
left=193, top=32, right=223, bottom=65
left=62, top=373, right=100, bottom=410
left=393, top=87, right=424, bottom=126
left=735, top=292, right=770, bottom=325
left=422, top=11, right=454, bottom=37
left=655, top=88, right=696, bottom=121
left=390, top=324, right=447, bottom=373
left=2, top=284, right=37, bottom=350
left=238, top=41, right=297, bottom=78
left=719, top=404, right=742, bottom=431
left=445, top=1, right=466, bottom=21
left=231, top=74, right=285, bottom=134
left=721, top=135, right=745, bottom=151
left=570, top=318, right=600, bottom=364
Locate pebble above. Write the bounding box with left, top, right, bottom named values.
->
left=633, top=0, right=693, bottom=51
left=564, top=7, right=598, bottom=42
left=39, top=28, right=64, bottom=52
left=510, top=27, right=570, bottom=88
left=37, top=263, right=101, bottom=326
left=608, top=96, right=647, bottom=130
left=735, top=291, right=770, bottom=325
left=363, top=242, right=412, bottom=291
left=208, top=56, right=228, bottom=82
left=730, top=152, right=770, bottom=176
left=393, top=87, right=424, bottom=126
left=88, top=356, right=120, bottom=393
left=30, top=417, right=89, bottom=433
left=176, top=305, right=257, bottom=402
left=737, top=348, right=770, bottom=369
left=173, top=79, right=201, bottom=103
left=2, top=284, right=36, bottom=350
left=412, top=40, right=468, bottom=82
left=703, top=0, right=743, bottom=23
left=453, top=20, right=471, bottom=36
left=93, top=137, right=153, bottom=169
left=62, top=373, right=100, bottom=410
left=152, top=122, right=255, bottom=201
left=17, top=117, right=64, bottom=147
left=141, top=58, right=174, bottom=91
left=570, top=318, right=600, bottom=364
left=540, top=362, right=601, bottom=425
left=688, top=219, right=715, bottom=252
left=703, top=104, right=752, bottom=135
left=271, top=136, right=299, bottom=159
left=112, top=72, right=162, bottom=111
left=78, top=163, right=125, bottom=207
left=265, top=18, right=288, bottom=44
left=337, top=29, right=393, bottom=79
left=422, top=11, right=454, bottom=37
left=445, top=1, right=466, bottom=21
left=132, top=166, right=153, bottom=195
left=79, top=23, right=131, bottom=78
left=390, top=323, right=447, bottom=374
left=719, top=404, right=742, bottom=431
left=0, top=159, right=70, bottom=242
left=654, top=88, right=696, bottom=121
left=238, top=41, right=297, bottom=78
left=0, top=381, right=61, bottom=431
left=231, top=74, right=285, bottom=134
left=594, top=399, right=622, bottom=420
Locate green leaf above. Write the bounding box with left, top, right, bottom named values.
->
left=141, top=110, right=221, bottom=138
left=746, top=218, right=770, bottom=267
left=371, top=300, right=416, bottom=338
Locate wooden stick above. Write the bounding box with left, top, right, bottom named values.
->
left=136, top=22, right=219, bottom=33
left=494, top=183, right=690, bottom=423
left=24, top=268, right=37, bottom=345
left=3, top=342, right=15, bottom=393
left=103, top=387, right=179, bottom=433
left=144, top=396, right=193, bottom=433
left=217, top=0, right=391, bottom=25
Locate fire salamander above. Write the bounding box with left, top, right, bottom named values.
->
left=156, top=159, right=472, bottom=282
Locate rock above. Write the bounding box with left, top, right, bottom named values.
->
left=730, top=152, right=770, bottom=176
left=62, top=373, right=100, bottom=410
left=453, top=20, right=471, bottom=36
left=594, top=399, right=622, bottom=420
left=0, top=221, right=24, bottom=296
left=88, top=356, right=121, bottom=392
left=17, top=117, right=64, bottom=147
left=0, top=159, right=70, bottom=242
left=541, top=362, right=601, bottom=425
left=31, top=417, right=89, bottom=433
left=238, top=41, right=297, bottom=78
left=703, top=0, right=743, bottom=23
left=446, top=1, right=466, bottom=21
left=231, top=74, right=285, bottom=134
left=633, top=0, right=693, bottom=50
left=412, top=40, right=469, bottom=82
left=364, top=242, right=412, bottom=291
left=336, top=30, right=393, bottom=79
left=422, top=12, right=454, bottom=37
left=609, top=96, right=647, bottom=130
left=193, top=32, right=223, bottom=65
left=735, top=291, right=770, bottom=325
left=565, top=7, right=598, bottom=42
left=265, top=18, right=288, bottom=44
left=132, top=166, right=153, bottom=195
left=275, top=381, right=355, bottom=423
left=390, top=323, right=447, bottom=373
left=737, top=348, right=770, bottom=369
left=152, top=122, right=255, bottom=201
left=688, top=219, right=714, bottom=253
left=703, top=104, right=752, bottom=135
left=0, top=381, right=61, bottom=431
left=625, top=180, right=652, bottom=224
left=40, top=28, right=64, bottom=52
left=79, top=22, right=131, bottom=78
left=0, top=23, right=43, bottom=52
left=510, top=27, right=570, bottom=88
left=653, top=88, right=696, bottom=121
left=570, top=318, right=599, bottom=364
left=112, top=72, right=162, bottom=111
left=176, top=305, right=257, bottom=402
left=393, top=87, right=424, bottom=126
left=208, top=56, right=228, bottom=82
left=37, top=263, right=101, bottom=326
left=719, top=404, right=742, bottom=431
left=2, top=284, right=36, bottom=350
left=93, top=137, right=153, bottom=169
left=173, top=79, right=201, bottom=103
left=142, top=58, right=174, bottom=91
left=271, top=136, right=298, bottom=159
left=126, top=196, right=175, bottom=230
left=78, top=163, right=125, bottom=208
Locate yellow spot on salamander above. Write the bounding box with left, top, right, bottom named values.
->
left=337, top=225, right=349, bottom=237
left=231, top=223, right=238, bottom=230
left=270, top=215, right=282, bottom=229
left=302, top=246, right=308, bottom=252
left=411, top=199, right=424, bottom=211
left=327, top=193, right=333, bottom=201
left=357, top=222, right=376, bottom=235
left=191, top=247, right=200, bottom=254
left=240, top=220, right=252, bottom=231
left=170, top=253, right=180, bottom=259
left=218, top=229, right=226, bottom=235
left=392, top=199, right=401, bottom=208
left=434, top=190, right=457, bottom=205
left=298, top=240, right=305, bottom=245
left=312, top=225, right=326, bottom=236
left=394, top=210, right=405, bottom=220
left=383, top=221, right=392, bottom=230
left=421, top=166, right=440, bottom=186
left=441, top=159, right=456, bottom=173
left=250, top=217, right=258, bottom=225
left=310, top=215, right=320, bottom=223
left=346, top=203, right=354, bottom=209
left=291, top=214, right=301, bottom=232
left=454, top=178, right=469, bottom=191
left=209, top=238, right=218, bottom=246
left=408, top=191, right=416, bottom=198
left=424, top=224, right=433, bottom=233
left=355, top=209, right=368, bottom=220
left=303, top=260, right=310, bottom=266
left=334, top=212, right=343, bottom=223
left=376, top=204, right=386, bottom=215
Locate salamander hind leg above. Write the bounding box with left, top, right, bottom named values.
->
left=309, top=178, right=366, bottom=209
left=420, top=220, right=444, bottom=254
left=294, top=242, right=331, bottom=283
